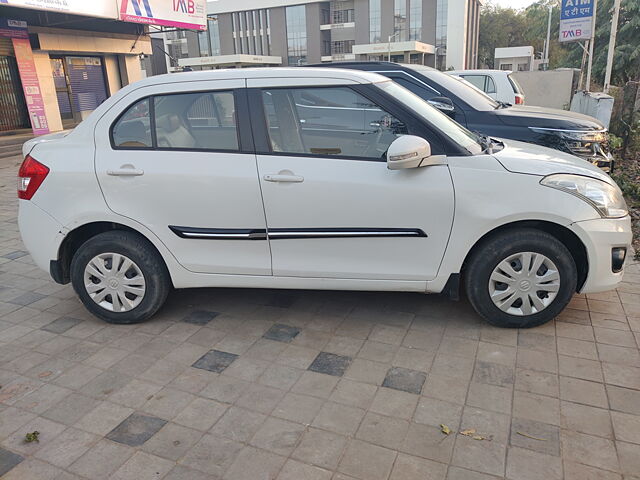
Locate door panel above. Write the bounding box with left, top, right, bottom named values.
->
left=257, top=154, right=454, bottom=280
left=252, top=83, right=454, bottom=281
left=94, top=80, right=271, bottom=275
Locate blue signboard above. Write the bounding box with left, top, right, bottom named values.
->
left=560, top=0, right=594, bottom=42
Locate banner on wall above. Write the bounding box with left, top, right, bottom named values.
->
left=559, top=0, right=594, bottom=43
left=0, top=0, right=118, bottom=19
left=119, top=0, right=207, bottom=30
left=0, top=19, right=50, bottom=135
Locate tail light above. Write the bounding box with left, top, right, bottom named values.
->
left=18, top=155, right=49, bottom=200
left=514, top=94, right=525, bottom=105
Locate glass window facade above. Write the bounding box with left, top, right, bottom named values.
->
left=394, top=0, right=407, bottom=41
left=230, top=9, right=271, bottom=56
left=198, top=16, right=221, bottom=57
left=436, top=0, right=447, bottom=69
left=286, top=5, right=307, bottom=65
left=409, top=0, right=422, bottom=40
left=369, top=0, right=381, bottom=42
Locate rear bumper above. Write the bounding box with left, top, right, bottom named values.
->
left=569, top=216, right=632, bottom=293
left=18, top=200, right=65, bottom=274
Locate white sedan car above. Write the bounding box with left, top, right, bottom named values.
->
left=449, top=69, right=525, bottom=105
left=18, top=68, right=630, bottom=328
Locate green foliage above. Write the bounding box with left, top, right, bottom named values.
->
left=479, top=0, right=640, bottom=84
left=24, top=431, right=39, bottom=443
left=609, top=133, right=624, bottom=150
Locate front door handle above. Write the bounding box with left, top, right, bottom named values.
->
left=107, top=167, right=144, bottom=176
left=263, top=174, right=304, bottom=183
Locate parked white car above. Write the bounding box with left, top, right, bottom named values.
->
left=449, top=69, right=526, bottom=105
left=18, top=68, right=630, bottom=328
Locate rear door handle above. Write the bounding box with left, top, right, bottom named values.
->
left=263, top=174, right=304, bottom=183
left=107, top=168, right=144, bottom=176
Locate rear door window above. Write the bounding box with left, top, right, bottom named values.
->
left=155, top=91, right=238, bottom=150
left=459, top=75, right=486, bottom=92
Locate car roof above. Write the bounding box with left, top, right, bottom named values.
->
left=309, top=61, right=438, bottom=72
left=135, top=67, right=388, bottom=87
left=449, top=69, right=512, bottom=75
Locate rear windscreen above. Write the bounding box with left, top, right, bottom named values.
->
left=507, top=75, right=522, bottom=94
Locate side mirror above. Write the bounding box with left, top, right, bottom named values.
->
left=387, top=135, right=445, bottom=170
left=428, top=97, right=455, bottom=116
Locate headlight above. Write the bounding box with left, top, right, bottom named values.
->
left=541, top=174, right=628, bottom=218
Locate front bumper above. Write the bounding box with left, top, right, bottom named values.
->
left=569, top=216, right=632, bottom=293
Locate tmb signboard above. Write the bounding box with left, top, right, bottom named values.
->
left=559, top=0, right=594, bottom=42
left=119, top=0, right=207, bottom=31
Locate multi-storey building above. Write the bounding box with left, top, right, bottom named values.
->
left=170, top=0, right=481, bottom=72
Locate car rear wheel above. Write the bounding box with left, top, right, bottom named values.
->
left=464, top=228, right=577, bottom=328
left=70, top=230, right=170, bottom=324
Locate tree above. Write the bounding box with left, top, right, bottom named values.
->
left=478, top=0, right=640, bottom=84
left=562, top=0, right=640, bottom=84
left=478, top=4, right=528, bottom=68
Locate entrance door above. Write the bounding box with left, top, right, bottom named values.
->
left=50, top=57, right=73, bottom=120
left=248, top=80, right=455, bottom=281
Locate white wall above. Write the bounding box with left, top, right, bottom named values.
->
left=446, top=0, right=469, bottom=70
left=512, top=69, right=578, bottom=110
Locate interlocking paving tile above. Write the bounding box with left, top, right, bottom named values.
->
left=308, top=352, right=352, bottom=377
left=8, top=291, right=46, bottom=306
left=382, top=366, right=426, bottom=394
left=266, top=293, right=297, bottom=308
left=263, top=324, right=301, bottom=343
left=41, top=316, right=83, bottom=334
left=106, top=412, right=168, bottom=446
left=0, top=447, right=24, bottom=476
left=510, top=418, right=560, bottom=456
left=192, top=349, right=239, bottom=373
left=183, top=310, right=219, bottom=325
left=2, top=250, right=28, bottom=260
left=472, top=360, right=515, bottom=387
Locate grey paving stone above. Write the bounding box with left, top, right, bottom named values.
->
left=106, top=412, right=168, bottom=447
left=0, top=447, right=24, bottom=476
left=510, top=418, right=560, bottom=456
left=308, top=351, right=352, bottom=377
left=266, top=293, right=297, bottom=308
left=262, top=323, right=301, bottom=343
left=182, top=310, right=219, bottom=325
left=9, top=291, right=46, bottom=306
left=382, top=366, right=426, bottom=394
left=41, top=316, right=82, bottom=334
left=473, top=360, right=515, bottom=387
left=191, top=349, right=238, bottom=373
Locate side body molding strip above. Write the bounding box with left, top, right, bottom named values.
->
left=169, top=226, right=427, bottom=240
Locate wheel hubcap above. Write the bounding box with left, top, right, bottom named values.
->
left=83, top=253, right=146, bottom=312
left=488, top=251, right=560, bottom=316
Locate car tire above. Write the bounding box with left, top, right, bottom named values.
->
left=70, top=230, right=170, bottom=324
left=464, top=228, right=577, bottom=328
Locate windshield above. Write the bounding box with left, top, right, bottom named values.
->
left=404, top=64, right=500, bottom=111
left=376, top=80, right=483, bottom=155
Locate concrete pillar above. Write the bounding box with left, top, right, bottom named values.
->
left=118, top=54, right=143, bottom=87
left=103, top=55, right=122, bottom=96
left=32, top=51, right=63, bottom=132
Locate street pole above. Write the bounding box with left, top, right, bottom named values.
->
left=585, top=0, right=598, bottom=91
left=544, top=4, right=552, bottom=70
left=603, top=0, right=621, bottom=93
left=388, top=32, right=399, bottom=62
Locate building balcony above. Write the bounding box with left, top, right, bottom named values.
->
left=320, top=22, right=355, bottom=30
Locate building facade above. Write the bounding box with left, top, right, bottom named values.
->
left=174, top=0, right=481, bottom=72
left=0, top=0, right=206, bottom=135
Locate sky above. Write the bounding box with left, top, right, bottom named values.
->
left=488, top=0, right=541, bottom=10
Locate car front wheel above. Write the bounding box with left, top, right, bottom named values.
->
left=464, top=228, right=578, bottom=328
left=70, top=230, right=170, bottom=324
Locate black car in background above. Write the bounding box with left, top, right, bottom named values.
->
left=312, top=62, right=613, bottom=171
